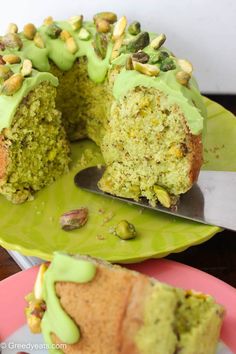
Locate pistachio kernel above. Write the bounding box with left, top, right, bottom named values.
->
left=160, top=57, right=176, bottom=71
left=7, top=23, right=18, bottom=34
left=0, top=65, right=13, bottom=82
left=150, top=33, right=166, bottom=50
left=23, top=23, right=37, bottom=40
left=133, top=61, right=160, bottom=76
left=112, top=16, right=127, bottom=41
left=66, top=37, right=78, bottom=54
left=132, top=51, right=149, bottom=64
left=128, top=21, right=141, bottom=35
left=21, top=59, right=33, bottom=77
left=1, top=73, right=24, bottom=96
left=153, top=185, right=171, bottom=208
left=60, top=207, right=88, bottom=231
left=114, top=220, right=136, bottom=240
left=2, top=33, right=23, bottom=50
left=78, top=28, right=90, bottom=40
left=34, top=263, right=48, bottom=300
left=68, top=15, right=83, bottom=31
left=33, top=33, right=45, bottom=49
left=110, top=35, right=123, bottom=61
left=94, top=33, right=108, bottom=59
left=96, top=19, right=111, bottom=33
left=93, top=12, right=117, bottom=24
left=43, top=16, right=54, bottom=26
left=2, top=54, right=21, bottom=64
left=127, top=31, right=150, bottom=53
left=46, top=23, right=62, bottom=39
left=60, top=29, right=71, bottom=41
left=177, top=59, right=193, bottom=75
left=125, top=55, right=133, bottom=70
left=176, top=71, right=191, bottom=86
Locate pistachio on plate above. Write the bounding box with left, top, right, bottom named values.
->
left=114, top=220, right=137, bottom=240
left=60, top=207, right=89, bottom=231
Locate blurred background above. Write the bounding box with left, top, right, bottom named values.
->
left=1, top=0, right=235, bottom=93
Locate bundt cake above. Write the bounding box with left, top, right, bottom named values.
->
left=0, top=13, right=206, bottom=205
left=25, top=253, right=224, bottom=354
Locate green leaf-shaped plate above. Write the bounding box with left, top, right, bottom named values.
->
left=0, top=98, right=235, bottom=263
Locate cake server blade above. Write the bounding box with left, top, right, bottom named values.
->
left=74, top=167, right=236, bottom=232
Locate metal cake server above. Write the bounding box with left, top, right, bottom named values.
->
left=74, top=167, right=236, bottom=231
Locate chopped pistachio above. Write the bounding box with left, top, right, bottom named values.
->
left=150, top=33, right=166, bottom=50
left=132, top=51, right=149, bottom=64
left=34, top=33, right=45, bottom=49
left=66, top=37, right=78, bottom=54
left=93, top=11, right=117, bottom=24
left=7, top=23, right=18, bottom=34
left=94, top=33, right=108, bottom=59
left=78, top=28, right=90, bottom=40
left=46, top=23, right=62, bottom=39
left=43, top=16, right=54, bottom=26
left=1, top=73, right=24, bottom=96
left=34, top=263, right=48, bottom=300
left=2, top=54, right=21, bottom=64
left=149, top=52, right=160, bottom=64
left=114, top=220, right=136, bottom=240
left=127, top=31, right=150, bottom=53
left=60, top=29, right=71, bottom=41
left=177, top=59, right=193, bottom=74
left=21, top=59, right=33, bottom=77
left=96, top=19, right=111, bottom=33
left=176, top=70, right=191, bottom=86
left=26, top=313, right=42, bottom=333
left=110, top=35, right=123, bottom=60
left=68, top=15, right=83, bottom=31
left=133, top=61, right=160, bottom=76
left=0, top=65, right=13, bottom=82
left=112, top=16, right=127, bottom=41
left=153, top=185, right=171, bottom=208
left=2, top=33, right=22, bottom=50
left=60, top=207, right=88, bottom=231
left=160, top=57, right=176, bottom=71
left=128, top=21, right=141, bottom=35
left=23, top=23, right=37, bottom=40
left=125, top=55, right=133, bottom=70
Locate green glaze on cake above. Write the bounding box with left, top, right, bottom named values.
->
left=41, top=253, right=96, bottom=353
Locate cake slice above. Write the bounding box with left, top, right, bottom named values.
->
left=25, top=253, right=224, bottom=354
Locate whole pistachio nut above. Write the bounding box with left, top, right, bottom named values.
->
left=94, top=33, right=108, bottom=59
left=114, top=220, right=136, bottom=240
left=34, top=33, right=45, bottom=49
left=125, top=55, right=133, bottom=70
left=23, top=23, right=37, bottom=40
left=2, top=33, right=23, bottom=50
left=110, top=35, right=123, bottom=60
left=96, top=19, right=111, bottom=33
left=128, top=21, right=141, bottom=35
left=0, top=65, right=13, bottom=82
left=46, top=23, right=62, bottom=39
left=66, top=37, right=78, bottom=54
left=150, top=33, right=166, bottom=50
left=177, top=59, right=193, bottom=74
left=127, top=31, right=150, bottom=53
left=2, top=54, right=21, bottom=64
left=43, top=16, right=54, bottom=26
left=93, top=12, right=117, bottom=24
left=1, top=73, right=24, bottom=96
left=112, top=16, right=127, bottom=41
left=60, top=207, right=88, bottom=231
left=7, top=23, right=18, bottom=34
left=60, top=29, right=71, bottom=41
left=132, top=51, right=149, bottom=64
left=176, top=70, right=191, bottom=86
left=160, top=57, right=176, bottom=71
left=153, top=185, right=171, bottom=208
left=21, top=59, right=33, bottom=77
left=133, top=61, right=160, bottom=76
left=78, top=28, right=91, bottom=40
left=68, top=15, right=83, bottom=31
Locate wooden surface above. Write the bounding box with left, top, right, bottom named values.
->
left=0, top=95, right=235, bottom=288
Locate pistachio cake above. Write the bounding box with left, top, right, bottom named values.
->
left=25, top=253, right=224, bottom=354
left=0, top=13, right=206, bottom=205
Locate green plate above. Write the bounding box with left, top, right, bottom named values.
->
left=0, top=98, right=235, bottom=263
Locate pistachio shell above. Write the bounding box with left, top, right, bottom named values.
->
left=128, top=21, right=141, bottom=35
left=110, top=35, right=123, bottom=60
left=2, top=33, right=22, bottom=50
left=78, top=28, right=90, bottom=40
left=133, top=61, right=160, bottom=76
left=153, top=185, right=171, bottom=208
left=46, top=23, right=62, bottom=39
left=112, top=16, right=127, bottom=41
left=127, top=32, right=150, bottom=53
left=176, top=71, right=191, bottom=86
left=1, top=73, right=24, bottom=96
left=96, top=19, right=111, bottom=33
left=0, top=65, right=13, bottom=82
left=132, top=51, right=149, bottom=64
left=60, top=29, right=71, bottom=41
left=150, top=33, right=166, bottom=50
left=7, top=23, right=18, bottom=34
left=34, top=33, right=45, bottom=49
left=177, top=59, right=193, bottom=74
left=68, top=15, right=83, bottom=31
left=93, top=12, right=117, bottom=24
left=21, top=59, right=33, bottom=77
left=94, top=33, right=108, bottom=59
left=66, top=37, right=78, bottom=54
left=23, top=23, right=37, bottom=40
left=43, top=16, right=54, bottom=26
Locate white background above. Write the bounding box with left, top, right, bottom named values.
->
left=1, top=0, right=235, bottom=93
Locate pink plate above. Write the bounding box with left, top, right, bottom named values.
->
left=0, top=259, right=236, bottom=352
